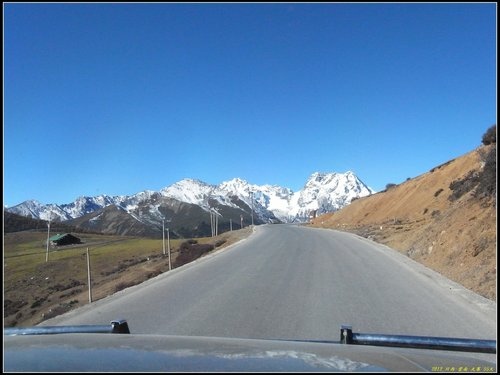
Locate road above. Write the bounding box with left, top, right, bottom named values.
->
left=40, top=224, right=496, bottom=341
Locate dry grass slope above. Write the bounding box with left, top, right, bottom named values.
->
left=311, top=144, right=496, bottom=301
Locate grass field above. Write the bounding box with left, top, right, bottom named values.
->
left=4, top=228, right=252, bottom=327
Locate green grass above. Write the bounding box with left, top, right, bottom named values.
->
left=4, top=232, right=178, bottom=325
left=4, top=229, right=251, bottom=327
left=4, top=232, right=184, bottom=285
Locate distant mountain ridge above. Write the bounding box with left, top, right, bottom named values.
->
left=6, top=172, right=375, bottom=237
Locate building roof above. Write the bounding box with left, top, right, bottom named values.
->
left=49, top=233, right=75, bottom=241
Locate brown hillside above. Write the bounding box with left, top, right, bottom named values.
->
left=310, top=144, right=496, bottom=301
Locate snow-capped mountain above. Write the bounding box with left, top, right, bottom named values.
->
left=216, top=178, right=295, bottom=223
left=59, top=195, right=118, bottom=220
left=288, top=171, right=375, bottom=220
left=6, top=172, right=375, bottom=236
left=9, top=200, right=74, bottom=222
left=160, top=179, right=213, bottom=208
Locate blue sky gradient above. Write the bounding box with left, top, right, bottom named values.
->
left=3, top=3, right=497, bottom=207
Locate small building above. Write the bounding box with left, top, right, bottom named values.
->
left=49, top=233, right=81, bottom=247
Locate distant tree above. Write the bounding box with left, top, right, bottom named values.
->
left=385, top=183, right=397, bottom=190
left=449, top=170, right=480, bottom=201
left=482, top=124, right=496, bottom=145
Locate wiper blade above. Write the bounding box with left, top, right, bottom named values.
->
left=340, top=325, right=496, bottom=354
left=4, top=319, right=130, bottom=336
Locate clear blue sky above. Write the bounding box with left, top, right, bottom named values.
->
left=3, top=3, right=497, bottom=207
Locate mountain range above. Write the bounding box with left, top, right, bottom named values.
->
left=6, top=172, right=375, bottom=238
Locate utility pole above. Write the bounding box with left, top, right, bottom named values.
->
left=210, top=208, right=219, bottom=237
left=86, top=248, right=92, bottom=303
left=162, top=218, right=166, bottom=256
left=162, top=216, right=172, bottom=269
left=214, top=210, right=216, bottom=236
left=215, top=210, right=218, bottom=236
left=210, top=209, right=214, bottom=237
left=45, top=213, right=51, bottom=262
left=167, top=227, right=171, bottom=270
left=240, top=214, right=243, bottom=229
left=230, top=218, right=232, bottom=231
left=250, top=191, right=254, bottom=227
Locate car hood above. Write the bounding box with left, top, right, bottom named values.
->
left=4, top=333, right=497, bottom=372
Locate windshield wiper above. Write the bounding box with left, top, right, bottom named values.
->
left=339, top=325, right=496, bottom=354
left=4, top=319, right=130, bottom=336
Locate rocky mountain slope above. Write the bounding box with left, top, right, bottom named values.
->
left=310, top=143, right=496, bottom=301
left=7, top=172, right=374, bottom=238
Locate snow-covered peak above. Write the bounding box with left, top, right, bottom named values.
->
left=8, top=200, right=43, bottom=219
left=304, top=171, right=371, bottom=190
left=218, top=178, right=253, bottom=196
left=131, top=190, right=156, bottom=200
left=161, top=178, right=215, bottom=206
left=8, top=199, right=72, bottom=222
left=290, top=171, right=374, bottom=219
left=305, top=171, right=349, bottom=186
left=59, top=195, right=116, bottom=219
left=18, top=199, right=43, bottom=210
left=7, top=171, right=375, bottom=225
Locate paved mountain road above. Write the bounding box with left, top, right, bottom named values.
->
left=41, top=224, right=496, bottom=341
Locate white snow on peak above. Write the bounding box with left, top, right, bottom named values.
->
left=8, top=171, right=375, bottom=224
left=289, top=171, right=375, bottom=219
left=9, top=199, right=72, bottom=222
left=218, top=178, right=252, bottom=195
left=160, top=178, right=215, bottom=208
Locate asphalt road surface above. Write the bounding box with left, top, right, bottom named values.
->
left=40, top=224, right=496, bottom=341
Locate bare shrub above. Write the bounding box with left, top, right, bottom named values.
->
left=469, top=237, right=488, bottom=257
left=482, top=124, right=496, bottom=145
left=4, top=299, right=28, bottom=317
left=448, top=145, right=496, bottom=202
left=434, top=188, right=444, bottom=197
left=59, top=288, right=83, bottom=299
left=147, top=270, right=162, bottom=279
left=31, top=297, right=47, bottom=309
left=448, top=171, right=480, bottom=201
left=180, top=239, right=198, bottom=251
left=475, top=145, right=496, bottom=199
left=42, top=303, right=74, bottom=321
left=174, top=243, right=215, bottom=267
left=114, top=281, right=137, bottom=293
left=214, top=239, right=226, bottom=247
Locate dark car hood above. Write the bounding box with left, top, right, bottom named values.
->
left=4, top=333, right=497, bottom=372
